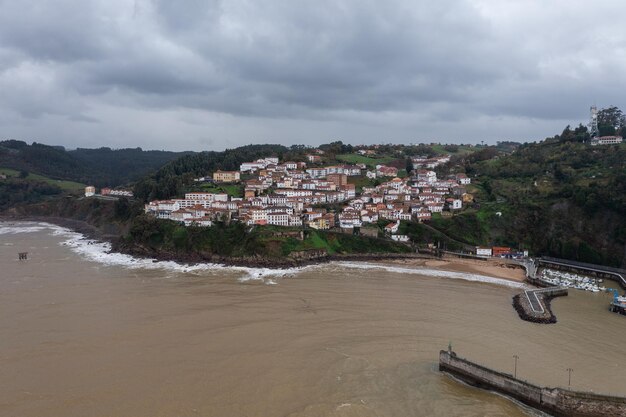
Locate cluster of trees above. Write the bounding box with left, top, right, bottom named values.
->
left=125, top=215, right=264, bottom=256
left=597, top=106, right=626, bottom=136
left=0, top=140, right=187, bottom=187
left=123, top=215, right=409, bottom=259
left=0, top=178, right=61, bottom=210
left=551, top=107, right=626, bottom=142
left=133, top=144, right=289, bottom=201
left=0, top=141, right=87, bottom=182
left=70, top=147, right=192, bottom=186
left=318, top=141, right=354, bottom=157
left=551, top=124, right=590, bottom=143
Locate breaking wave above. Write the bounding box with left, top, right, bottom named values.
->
left=1, top=221, right=525, bottom=288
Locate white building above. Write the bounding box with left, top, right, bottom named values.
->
left=171, top=209, right=194, bottom=222
left=306, top=167, right=328, bottom=178
left=240, top=161, right=266, bottom=172
left=476, top=247, right=492, bottom=256
left=384, top=221, right=400, bottom=234
left=456, top=173, right=471, bottom=185
left=267, top=212, right=290, bottom=226
left=591, top=136, right=623, bottom=146
left=185, top=192, right=215, bottom=201
left=338, top=210, right=362, bottom=228
left=289, top=215, right=303, bottom=227
left=416, top=170, right=437, bottom=184
left=185, top=218, right=213, bottom=227
left=425, top=202, right=444, bottom=213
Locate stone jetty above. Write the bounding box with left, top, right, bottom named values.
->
left=439, top=349, right=626, bottom=417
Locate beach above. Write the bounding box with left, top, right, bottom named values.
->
left=383, top=256, right=527, bottom=282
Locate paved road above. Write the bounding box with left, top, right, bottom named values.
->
left=525, top=290, right=543, bottom=313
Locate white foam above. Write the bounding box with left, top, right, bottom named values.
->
left=333, top=261, right=528, bottom=289
left=0, top=222, right=52, bottom=235
left=0, top=221, right=309, bottom=284
left=1, top=221, right=527, bottom=289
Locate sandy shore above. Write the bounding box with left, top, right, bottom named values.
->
left=381, top=256, right=527, bottom=282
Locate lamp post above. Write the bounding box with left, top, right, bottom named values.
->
left=567, top=368, right=573, bottom=388
left=513, top=355, right=519, bottom=378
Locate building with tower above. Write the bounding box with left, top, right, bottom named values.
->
left=588, top=105, right=622, bottom=145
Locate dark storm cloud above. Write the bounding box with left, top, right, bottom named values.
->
left=0, top=0, right=624, bottom=149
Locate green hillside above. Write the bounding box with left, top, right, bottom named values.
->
left=133, top=144, right=289, bottom=201
left=0, top=140, right=188, bottom=187
left=431, top=125, right=626, bottom=267
left=0, top=167, right=85, bottom=192
left=120, top=215, right=410, bottom=260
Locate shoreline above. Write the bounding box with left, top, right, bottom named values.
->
left=381, top=257, right=527, bottom=283
left=0, top=215, right=526, bottom=283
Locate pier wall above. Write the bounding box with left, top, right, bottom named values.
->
left=439, top=350, right=626, bottom=417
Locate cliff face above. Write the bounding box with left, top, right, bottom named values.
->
left=2, top=197, right=132, bottom=240
left=113, top=241, right=426, bottom=268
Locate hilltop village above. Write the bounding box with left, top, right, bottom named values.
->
left=140, top=151, right=472, bottom=242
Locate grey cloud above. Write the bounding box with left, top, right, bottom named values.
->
left=0, top=0, right=624, bottom=150
left=151, top=0, right=222, bottom=32
left=0, top=0, right=106, bottom=62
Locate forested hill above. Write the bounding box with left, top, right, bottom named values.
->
left=70, top=147, right=192, bottom=186
left=439, top=126, right=626, bottom=267
left=133, top=144, right=290, bottom=201
left=0, top=140, right=189, bottom=187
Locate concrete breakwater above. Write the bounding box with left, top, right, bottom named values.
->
left=513, top=258, right=568, bottom=323
left=439, top=350, right=626, bottom=417
left=512, top=287, right=568, bottom=324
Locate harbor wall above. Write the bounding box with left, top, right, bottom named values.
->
left=538, top=257, right=626, bottom=290
left=439, top=350, right=626, bottom=417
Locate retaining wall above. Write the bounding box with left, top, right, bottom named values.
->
left=439, top=350, right=626, bottom=417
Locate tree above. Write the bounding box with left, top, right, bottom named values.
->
left=597, top=106, right=625, bottom=136
left=405, top=158, right=413, bottom=174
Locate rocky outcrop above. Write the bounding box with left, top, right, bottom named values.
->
left=114, top=241, right=433, bottom=268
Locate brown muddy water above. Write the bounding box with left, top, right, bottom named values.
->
left=1, top=222, right=625, bottom=417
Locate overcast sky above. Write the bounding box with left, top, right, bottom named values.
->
left=1, top=0, right=624, bottom=151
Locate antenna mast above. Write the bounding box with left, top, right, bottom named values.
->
left=589, top=106, right=599, bottom=139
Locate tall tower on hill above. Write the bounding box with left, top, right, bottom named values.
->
left=589, top=105, right=599, bottom=139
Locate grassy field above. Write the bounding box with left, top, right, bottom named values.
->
left=194, top=182, right=244, bottom=198
left=348, top=176, right=380, bottom=192
left=274, top=229, right=409, bottom=256
left=0, top=167, right=86, bottom=192
left=336, top=153, right=395, bottom=167
left=429, top=144, right=477, bottom=155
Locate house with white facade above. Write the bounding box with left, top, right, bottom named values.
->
left=384, top=220, right=400, bottom=234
